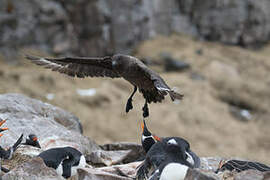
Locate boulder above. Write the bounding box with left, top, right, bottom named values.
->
left=77, top=162, right=140, bottom=180
left=185, top=168, right=218, bottom=180
left=0, top=93, right=99, bottom=155
left=87, top=142, right=144, bottom=166
left=234, top=170, right=264, bottom=180
left=160, top=52, right=191, bottom=72
left=0, top=0, right=73, bottom=61
left=2, top=157, right=64, bottom=180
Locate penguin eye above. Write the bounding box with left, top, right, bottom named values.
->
left=167, top=139, right=177, bottom=145
left=112, top=60, right=118, bottom=66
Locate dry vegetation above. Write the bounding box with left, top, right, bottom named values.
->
left=0, top=34, right=269, bottom=164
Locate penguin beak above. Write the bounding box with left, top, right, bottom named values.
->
left=0, top=127, right=8, bottom=132
left=36, top=141, right=41, bottom=148
left=141, top=121, right=144, bottom=132
left=153, top=135, right=161, bottom=141
left=32, top=137, right=41, bottom=148
left=0, top=119, right=7, bottom=127
left=215, top=160, right=226, bottom=173
left=218, top=160, right=226, bottom=169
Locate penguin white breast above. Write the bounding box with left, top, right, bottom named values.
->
left=55, top=163, right=63, bottom=177
left=70, top=155, right=87, bottom=177
left=160, top=163, right=188, bottom=180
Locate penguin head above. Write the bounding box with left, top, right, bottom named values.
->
left=26, top=134, right=41, bottom=148
left=141, top=119, right=151, bottom=137
left=164, top=138, right=194, bottom=167
left=111, top=54, right=128, bottom=74
left=0, top=118, right=7, bottom=127
left=141, top=119, right=160, bottom=153
left=165, top=138, right=183, bottom=153
left=0, top=127, right=8, bottom=133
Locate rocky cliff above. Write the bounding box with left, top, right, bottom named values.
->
left=1, top=0, right=270, bottom=61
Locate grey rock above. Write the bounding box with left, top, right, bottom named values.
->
left=230, top=106, right=253, bottom=122
left=101, top=142, right=144, bottom=163
left=77, top=162, right=140, bottom=180
left=190, top=72, right=205, bottom=81
left=0, top=93, right=82, bottom=133
left=160, top=52, right=191, bottom=72
left=200, top=157, right=225, bottom=171
left=0, top=0, right=73, bottom=61
left=264, top=172, right=270, bottom=180
left=86, top=149, right=133, bottom=166
left=185, top=168, right=218, bottom=180
left=78, top=168, right=130, bottom=180
left=0, top=93, right=99, bottom=155
left=97, top=162, right=140, bottom=178
left=2, top=157, right=64, bottom=180
left=234, top=169, right=264, bottom=180
left=0, top=0, right=195, bottom=59
left=190, top=0, right=270, bottom=47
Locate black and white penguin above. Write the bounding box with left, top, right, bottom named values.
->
left=140, top=120, right=200, bottom=168
left=0, top=134, right=23, bottom=160
left=215, top=159, right=270, bottom=173
left=38, top=147, right=86, bottom=178
left=141, top=119, right=160, bottom=153
left=136, top=137, right=200, bottom=180
left=21, top=134, right=41, bottom=148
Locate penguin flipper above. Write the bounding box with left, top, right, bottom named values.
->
left=136, top=162, right=148, bottom=180
left=148, top=169, right=160, bottom=180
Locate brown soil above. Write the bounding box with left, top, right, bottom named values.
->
left=0, top=34, right=269, bottom=164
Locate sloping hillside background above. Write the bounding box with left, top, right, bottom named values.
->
left=1, top=34, right=270, bottom=164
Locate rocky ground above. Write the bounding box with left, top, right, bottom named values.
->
left=0, top=34, right=270, bottom=167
